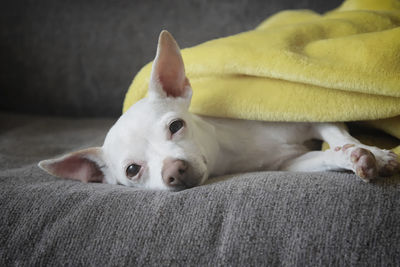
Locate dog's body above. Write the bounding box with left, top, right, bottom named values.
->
left=39, top=31, right=399, bottom=190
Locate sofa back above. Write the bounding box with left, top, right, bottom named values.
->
left=0, top=0, right=342, bottom=117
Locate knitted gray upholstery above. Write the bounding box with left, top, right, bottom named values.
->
left=1, top=113, right=399, bottom=266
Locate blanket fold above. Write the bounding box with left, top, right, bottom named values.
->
left=124, top=0, right=400, bottom=151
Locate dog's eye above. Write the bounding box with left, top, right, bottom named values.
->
left=126, top=164, right=141, bottom=178
left=169, top=119, right=184, bottom=135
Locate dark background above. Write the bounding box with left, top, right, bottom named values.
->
left=0, top=0, right=342, bottom=118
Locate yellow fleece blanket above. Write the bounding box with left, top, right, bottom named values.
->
left=124, top=0, right=400, bottom=153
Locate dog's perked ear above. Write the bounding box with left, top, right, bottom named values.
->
left=38, top=147, right=106, bottom=183
left=149, top=30, right=192, bottom=100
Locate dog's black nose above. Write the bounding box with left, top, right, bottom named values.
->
left=162, top=158, right=188, bottom=187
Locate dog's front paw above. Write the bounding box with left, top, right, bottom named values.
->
left=373, top=149, right=400, bottom=177
left=349, top=146, right=378, bottom=181
left=335, top=144, right=400, bottom=181
left=335, top=144, right=378, bottom=181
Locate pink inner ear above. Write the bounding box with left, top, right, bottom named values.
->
left=49, top=156, right=104, bottom=183
left=158, top=74, right=189, bottom=97
left=152, top=31, right=190, bottom=98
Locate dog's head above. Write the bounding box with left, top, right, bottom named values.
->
left=39, top=31, right=210, bottom=190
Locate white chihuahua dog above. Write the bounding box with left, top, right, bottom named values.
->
left=39, top=31, right=399, bottom=190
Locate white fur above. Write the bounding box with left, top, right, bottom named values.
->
left=39, top=31, right=398, bottom=190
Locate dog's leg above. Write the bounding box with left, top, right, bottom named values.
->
left=314, top=123, right=398, bottom=180
left=282, top=123, right=399, bottom=181
left=281, top=150, right=353, bottom=172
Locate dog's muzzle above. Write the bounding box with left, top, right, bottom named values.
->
left=162, top=158, right=203, bottom=189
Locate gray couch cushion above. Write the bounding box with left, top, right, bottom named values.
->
left=1, top=112, right=400, bottom=266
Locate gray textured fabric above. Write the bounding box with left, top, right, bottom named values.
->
left=1, top=112, right=400, bottom=266
left=0, top=0, right=342, bottom=117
